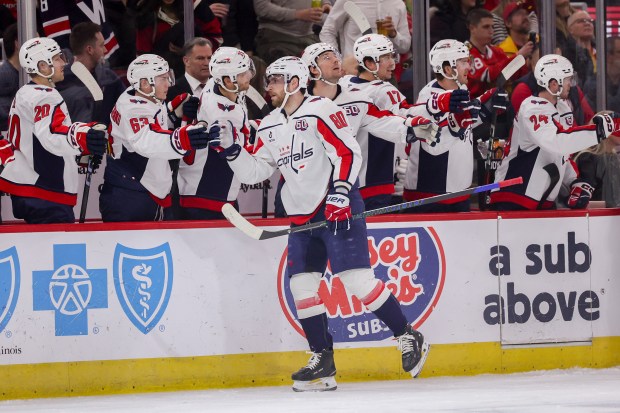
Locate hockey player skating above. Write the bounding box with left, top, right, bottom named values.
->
left=0, top=37, right=107, bottom=223
left=177, top=47, right=254, bottom=219
left=490, top=54, right=620, bottom=210
left=402, top=39, right=506, bottom=213
left=208, top=56, right=429, bottom=392
left=301, top=42, right=440, bottom=210
left=100, top=54, right=211, bottom=222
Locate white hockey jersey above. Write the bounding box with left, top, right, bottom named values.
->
left=106, top=88, right=185, bottom=205
left=490, top=96, right=599, bottom=209
left=177, top=78, right=249, bottom=210
left=0, top=83, right=82, bottom=205
left=228, top=95, right=362, bottom=224
left=403, top=80, right=477, bottom=203
left=320, top=79, right=411, bottom=199
left=341, top=76, right=416, bottom=198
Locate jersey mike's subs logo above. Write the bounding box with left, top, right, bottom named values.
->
left=278, top=227, right=446, bottom=343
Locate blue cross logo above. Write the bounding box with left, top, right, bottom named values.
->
left=33, top=244, right=107, bottom=336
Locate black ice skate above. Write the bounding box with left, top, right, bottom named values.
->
left=397, top=324, right=430, bottom=378
left=291, top=349, right=337, bottom=392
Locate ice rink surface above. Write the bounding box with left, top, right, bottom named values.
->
left=1, top=367, right=619, bottom=413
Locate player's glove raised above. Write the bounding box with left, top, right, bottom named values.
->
left=476, top=88, right=509, bottom=122
left=208, top=120, right=243, bottom=160
left=168, top=93, right=200, bottom=123
left=433, top=89, right=470, bottom=114
left=0, top=137, right=15, bottom=167
left=567, top=180, right=594, bottom=209
left=325, top=188, right=352, bottom=233
left=171, top=121, right=211, bottom=153
left=68, top=122, right=108, bottom=157
left=593, top=112, right=620, bottom=142
left=405, top=116, right=440, bottom=146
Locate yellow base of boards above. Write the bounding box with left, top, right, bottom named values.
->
left=1, top=336, right=619, bottom=401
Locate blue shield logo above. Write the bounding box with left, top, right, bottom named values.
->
left=113, top=243, right=173, bottom=334
left=0, top=247, right=20, bottom=333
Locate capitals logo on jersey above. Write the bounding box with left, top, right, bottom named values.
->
left=277, top=227, right=446, bottom=342
left=217, top=103, right=236, bottom=112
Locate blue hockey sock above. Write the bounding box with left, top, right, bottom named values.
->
left=298, top=313, right=333, bottom=352
left=372, top=294, right=408, bottom=337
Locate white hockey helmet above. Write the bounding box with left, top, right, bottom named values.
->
left=127, top=54, right=171, bottom=90
left=353, top=34, right=394, bottom=73
left=301, top=42, right=341, bottom=85
left=209, top=47, right=255, bottom=93
left=19, top=37, right=63, bottom=78
left=535, top=54, right=574, bottom=96
left=266, top=56, right=309, bottom=108
left=429, top=39, right=470, bottom=79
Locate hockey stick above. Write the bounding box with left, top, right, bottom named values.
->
left=71, top=61, right=104, bottom=223
left=537, top=163, right=560, bottom=210
left=344, top=1, right=373, bottom=35
left=223, top=177, right=523, bottom=240
left=482, top=55, right=526, bottom=208
left=245, top=85, right=271, bottom=217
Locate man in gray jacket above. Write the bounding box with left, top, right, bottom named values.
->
left=253, top=0, right=331, bottom=65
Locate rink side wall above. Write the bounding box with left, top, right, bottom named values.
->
left=0, top=210, right=619, bottom=400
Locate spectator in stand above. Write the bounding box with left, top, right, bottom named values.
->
left=0, top=4, right=15, bottom=58
left=320, top=0, right=410, bottom=59
left=512, top=48, right=594, bottom=125
left=574, top=119, right=620, bottom=208
left=57, top=22, right=126, bottom=126
left=556, top=0, right=576, bottom=55
left=127, top=0, right=227, bottom=76
left=491, top=0, right=538, bottom=46
left=466, top=8, right=533, bottom=98
left=222, top=0, right=259, bottom=56
left=254, top=0, right=330, bottom=65
left=0, top=23, right=18, bottom=133
left=430, top=0, right=482, bottom=47
left=498, top=2, right=536, bottom=62
left=564, top=10, right=596, bottom=91
left=600, top=37, right=620, bottom=113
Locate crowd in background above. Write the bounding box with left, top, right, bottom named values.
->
left=0, top=0, right=619, bottom=223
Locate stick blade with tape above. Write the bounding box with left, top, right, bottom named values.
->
left=496, top=55, right=526, bottom=91
left=344, top=1, right=373, bottom=35
left=71, top=61, right=103, bottom=102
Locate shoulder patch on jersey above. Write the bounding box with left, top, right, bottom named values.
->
left=34, top=86, right=53, bottom=92
left=530, top=99, right=548, bottom=105
left=350, top=87, right=360, bottom=92
left=129, top=99, right=148, bottom=104
left=309, top=96, right=323, bottom=103
left=217, top=102, right=236, bottom=112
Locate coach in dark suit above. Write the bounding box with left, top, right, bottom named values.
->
left=168, top=37, right=213, bottom=111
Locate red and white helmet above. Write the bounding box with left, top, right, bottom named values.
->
left=209, top=47, right=255, bottom=93
left=19, top=37, right=63, bottom=78
left=127, top=54, right=171, bottom=90
left=429, top=39, right=470, bottom=80
left=535, top=54, right=574, bottom=96
left=266, top=56, right=309, bottom=107
left=353, top=34, right=394, bottom=73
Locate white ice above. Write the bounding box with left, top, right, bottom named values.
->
left=2, top=367, right=620, bottom=413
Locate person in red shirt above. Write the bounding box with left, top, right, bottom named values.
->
left=466, top=8, right=533, bottom=97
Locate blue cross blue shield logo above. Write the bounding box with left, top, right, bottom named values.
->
left=33, top=244, right=107, bottom=336
left=0, top=247, right=20, bottom=334
left=113, top=243, right=173, bottom=334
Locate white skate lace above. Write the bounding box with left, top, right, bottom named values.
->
left=304, top=351, right=321, bottom=370
left=397, top=334, right=415, bottom=354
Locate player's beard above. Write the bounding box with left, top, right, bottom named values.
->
left=270, top=92, right=284, bottom=107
